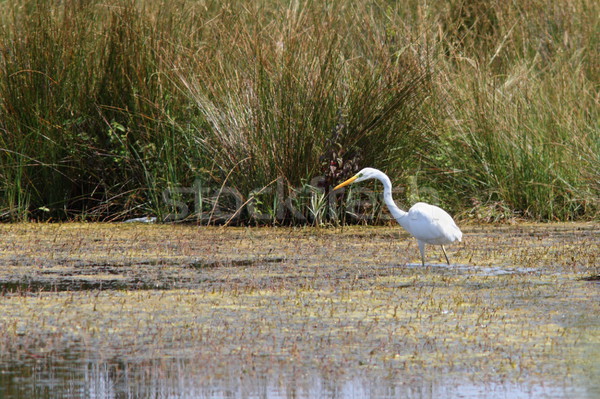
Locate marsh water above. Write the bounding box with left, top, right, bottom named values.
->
left=0, top=223, right=598, bottom=398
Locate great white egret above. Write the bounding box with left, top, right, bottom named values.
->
left=333, top=168, right=462, bottom=266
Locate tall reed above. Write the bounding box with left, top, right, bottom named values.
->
left=426, top=0, right=599, bottom=220
left=0, top=0, right=597, bottom=222
left=174, top=1, right=432, bottom=216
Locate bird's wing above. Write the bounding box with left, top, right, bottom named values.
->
left=406, top=202, right=462, bottom=244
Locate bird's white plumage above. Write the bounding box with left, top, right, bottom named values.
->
left=333, top=168, right=462, bottom=265
left=405, top=202, right=462, bottom=245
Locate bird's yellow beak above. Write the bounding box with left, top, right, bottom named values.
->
left=333, top=175, right=358, bottom=191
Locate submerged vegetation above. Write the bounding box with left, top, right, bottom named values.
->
left=0, top=223, right=598, bottom=396
left=0, top=0, right=598, bottom=222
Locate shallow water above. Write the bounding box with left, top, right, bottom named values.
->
left=1, top=356, right=596, bottom=398
left=0, top=223, right=598, bottom=398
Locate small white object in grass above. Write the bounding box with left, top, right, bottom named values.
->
left=123, top=216, right=157, bottom=223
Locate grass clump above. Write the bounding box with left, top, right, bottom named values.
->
left=0, top=1, right=188, bottom=221
left=426, top=0, right=599, bottom=220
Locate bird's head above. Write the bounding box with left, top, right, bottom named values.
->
left=333, top=168, right=380, bottom=191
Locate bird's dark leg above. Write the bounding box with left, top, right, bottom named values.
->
left=441, top=245, right=450, bottom=265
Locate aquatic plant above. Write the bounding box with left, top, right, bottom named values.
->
left=0, top=223, right=598, bottom=395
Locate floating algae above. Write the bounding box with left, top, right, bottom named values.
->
left=0, top=223, right=598, bottom=398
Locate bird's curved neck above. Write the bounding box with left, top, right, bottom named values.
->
left=376, top=172, right=409, bottom=226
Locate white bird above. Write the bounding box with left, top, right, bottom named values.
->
left=333, top=167, right=462, bottom=266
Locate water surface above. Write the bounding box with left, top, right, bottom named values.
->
left=0, top=223, right=598, bottom=398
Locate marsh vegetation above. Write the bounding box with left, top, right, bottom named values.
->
left=0, top=0, right=598, bottom=222
left=0, top=223, right=598, bottom=398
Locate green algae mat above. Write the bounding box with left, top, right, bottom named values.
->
left=0, top=223, right=598, bottom=398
